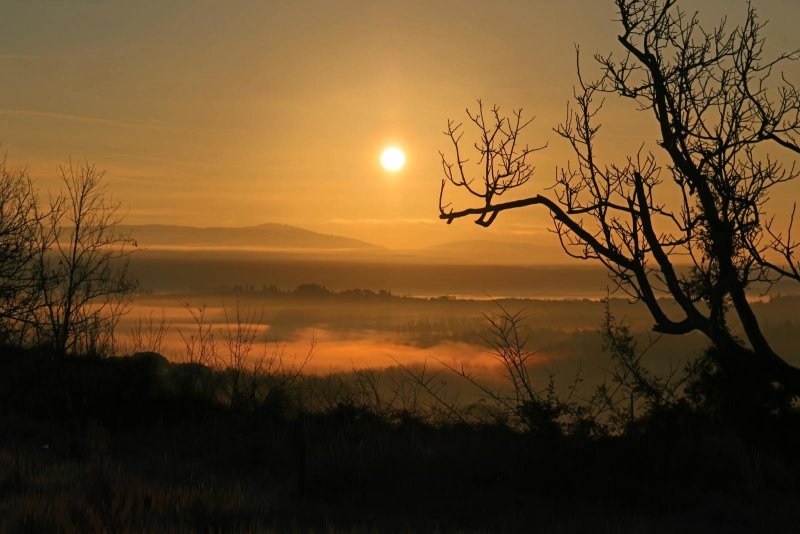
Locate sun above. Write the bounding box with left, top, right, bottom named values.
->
left=380, top=146, right=405, bottom=172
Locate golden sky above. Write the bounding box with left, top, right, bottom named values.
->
left=1, top=0, right=799, bottom=250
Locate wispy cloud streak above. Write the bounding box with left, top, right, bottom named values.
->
left=0, top=109, right=247, bottom=135
left=329, top=218, right=436, bottom=226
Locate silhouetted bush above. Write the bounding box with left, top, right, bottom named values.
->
left=2, top=341, right=800, bottom=531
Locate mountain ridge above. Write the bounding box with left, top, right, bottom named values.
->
left=117, top=223, right=567, bottom=265
left=117, top=223, right=382, bottom=250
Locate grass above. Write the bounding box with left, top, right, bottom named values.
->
left=1, top=346, right=799, bottom=532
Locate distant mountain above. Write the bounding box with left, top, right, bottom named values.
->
left=118, top=223, right=565, bottom=265
left=118, top=223, right=381, bottom=251
left=418, top=239, right=563, bottom=264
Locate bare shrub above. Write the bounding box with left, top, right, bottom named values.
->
left=220, top=302, right=261, bottom=372
left=127, top=308, right=170, bottom=355
left=177, top=304, right=217, bottom=366
left=219, top=302, right=262, bottom=407
left=230, top=324, right=315, bottom=410
left=390, top=358, right=472, bottom=425
left=348, top=366, right=429, bottom=420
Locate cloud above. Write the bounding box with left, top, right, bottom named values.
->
left=0, top=109, right=246, bottom=135
left=104, top=151, right=309, bottom=173
left=0, top=53, right=36, bottom=60
left=0, top=109, right=160, bottom=130
left=328, top=218, right=436, bottom=226
left=502, top=229, right=550, bottom=237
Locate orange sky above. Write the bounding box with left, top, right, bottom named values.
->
left=1, top=0, right=798, bottom=250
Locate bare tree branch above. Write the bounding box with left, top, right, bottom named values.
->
left=438, top=0, right=800, bottom=396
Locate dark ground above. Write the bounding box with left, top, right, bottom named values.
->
left=1, top=347, right=799, bottom=533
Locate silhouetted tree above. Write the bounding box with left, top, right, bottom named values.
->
left=0, top=156, right=43, bottom=344
left=439, top=1, right=800, bottom=396
left=33, top=161, right=136, bottom=356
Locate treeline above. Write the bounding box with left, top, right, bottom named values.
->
left=240, top=283, right=396, bottom=300
left=186, top=282, right=457, bottom=301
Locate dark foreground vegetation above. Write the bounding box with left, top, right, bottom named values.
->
left=2, top=344, right=800, bottom=533
left=2, top=0, right=800, bottom=529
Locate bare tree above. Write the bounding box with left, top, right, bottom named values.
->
left=0, top=156, right=43, bottom=344
left=34, top=160, right=136, bottom=356
left=439, top=1, right=800, bottom=395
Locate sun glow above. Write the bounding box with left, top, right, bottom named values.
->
left=380, top=146, right=405, bottom=172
